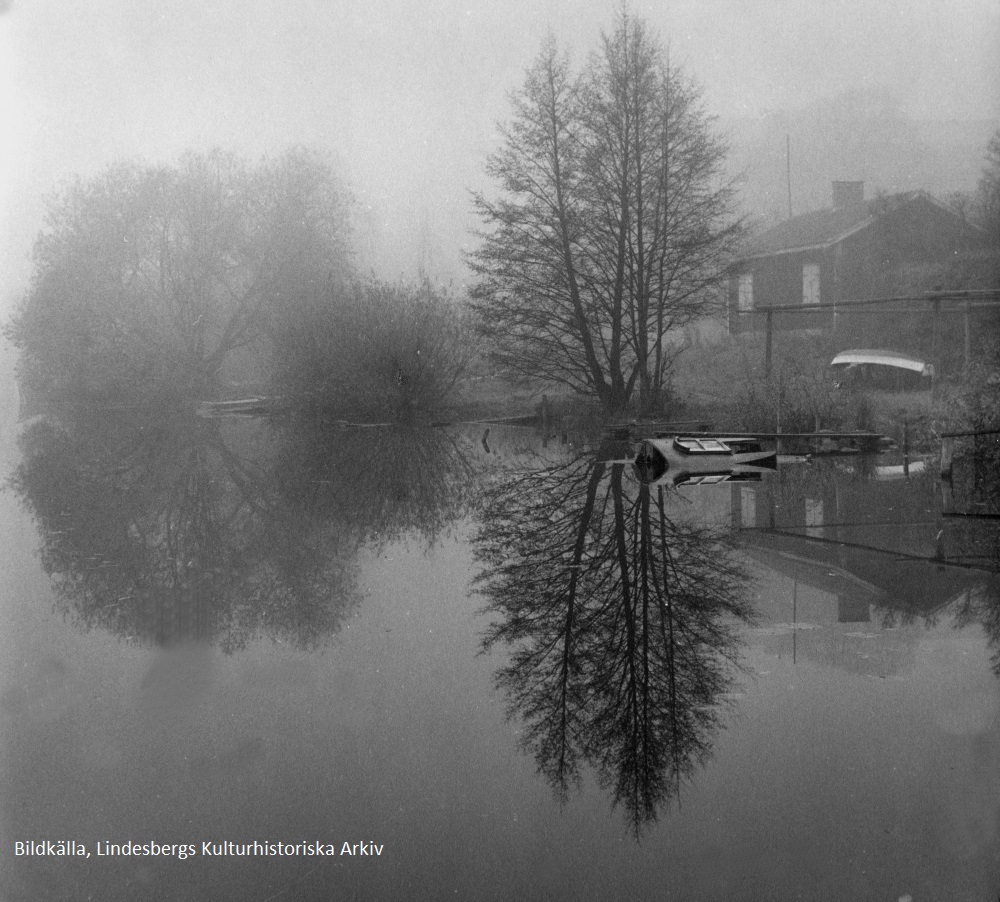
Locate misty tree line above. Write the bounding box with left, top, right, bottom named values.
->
left=7, top=10, right=1000, bottom=416
left=5, top=148, right=472, bottom=417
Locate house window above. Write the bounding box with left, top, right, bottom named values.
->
left=805, top=497, right=823, bottom=537
left=740, top=486, right=756, bottom=528
left=737, top=273, right=753, bottom=311
left=802, top=263, right=820, bottom=305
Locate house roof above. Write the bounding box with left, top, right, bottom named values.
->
left=740, top=191, right=925, bottom=260
left=741, top=529, right=991, bottom=616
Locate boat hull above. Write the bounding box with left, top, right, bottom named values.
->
left=635, top=436, right=777, bottom=484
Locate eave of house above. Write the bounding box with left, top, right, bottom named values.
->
left=734, top=217, right=875, bottom=263
left=730, top=190, right=981, bottom=270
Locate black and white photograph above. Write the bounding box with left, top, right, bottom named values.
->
left=1, top=1, right=999, bottom=899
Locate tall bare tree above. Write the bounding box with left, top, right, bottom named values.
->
left=471, top=12, right=742, bottom=413
left=470, top=36, right=610, bottom=404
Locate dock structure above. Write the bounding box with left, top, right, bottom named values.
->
left=682, top=431, right=889, bottom=455
left=609, top=426, right=890, bottom=455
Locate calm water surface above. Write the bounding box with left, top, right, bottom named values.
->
left=1, top=394, right=998, bottom=901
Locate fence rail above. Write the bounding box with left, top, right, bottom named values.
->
left=730, top=289, right=1000, bottom=389
left=941, top=429, right=1000, bottom=439
left=752, top=288, right=1000, bottom=314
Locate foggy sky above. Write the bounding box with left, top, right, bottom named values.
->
left=1, top=0, right=998, bottom=304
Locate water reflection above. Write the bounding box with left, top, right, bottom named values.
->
left=11, top=405, right=1000, bottom=846
left=943, top=443, right=1000, bottom=673
left=269, top=418, right=480, bottom=550
left=10, top=410, right=479, bottom=651
left=736, top=457, right=1000, bottom=675
left=10, top=410, right=355, bottom=650
left=473, top=445, right=755, bottom=834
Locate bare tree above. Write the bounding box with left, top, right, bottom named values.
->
left=471, top=12, right=742, bottom=414
left=470, top=36, right=610, bottom=404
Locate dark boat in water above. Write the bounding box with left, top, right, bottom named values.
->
left=635, top=435, right=778, bottom=485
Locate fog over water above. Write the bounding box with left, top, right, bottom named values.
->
left=1, top=404, right=999, bottom=899
left=1, top=6, right=999, bottom=900
left=1, top=0, right=998, bottom=302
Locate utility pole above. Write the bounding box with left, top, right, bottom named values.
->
left=786, top=134, right=793, bottom=219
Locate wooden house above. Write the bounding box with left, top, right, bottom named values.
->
left=727, top=181, right=986, bottom=333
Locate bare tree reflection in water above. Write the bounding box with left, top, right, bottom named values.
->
left=9, top=411, right=480, bottom=652
left=10, top=410, right=360, bottom=651
left=269, top=420, right=480, bottom=552
left=952, top=573, right=1000, bottom=677
left=474, top=448, right=755, bottom=835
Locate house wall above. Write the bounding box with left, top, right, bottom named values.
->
left=728, top=195, right=987, bottom=334
left=728, top=246, right=835, bottom=333
left=838, top=196, right=985, bottom=299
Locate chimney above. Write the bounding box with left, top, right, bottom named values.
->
left=832, top=181, right=864, bottom=210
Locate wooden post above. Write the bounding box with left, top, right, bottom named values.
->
left=964, top=299, right=971, bottom=377
left=930, top=297, right=941, bottom=400
left=764, top=309, right=773, bottom=377
left=775, top=386, right=782, bottom=454
left=940, top=435, right=954, bottom=479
